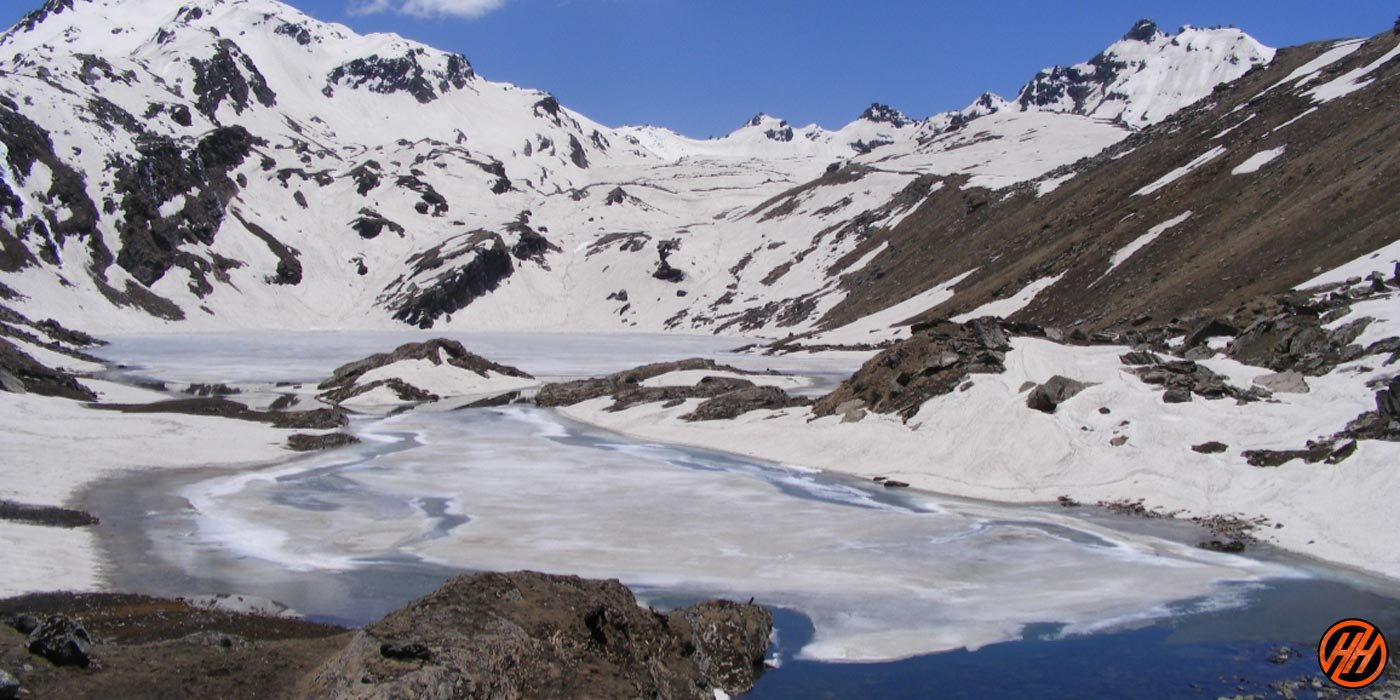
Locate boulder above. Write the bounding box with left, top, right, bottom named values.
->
left=1253, top=371, right=1310, bottom=394
left=1132, top=359, right=1262, bottom=403
left=1162, top=388, right=1193, bottom=404
left=308, top=571, right=770, bottom=700
left=1184, top=318, right=1237, bottom=348
left=1118, top=351, right=1161, bottom=366
left=0, top=669, right=16, bottom=700
left=1025, top=375, right=1093, bottom=413
left=1378, top=375, right=1400, bottom=419
left=1192, top=441, right=1229, bottom=454
left=1199, top=539, right=1246, bottom=553
left=26, top=614, right=93, bottom=667
left=0, top=369, right=24, bottom=394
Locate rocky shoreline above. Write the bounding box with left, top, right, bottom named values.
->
left=0, top=572, right=771, bottom=700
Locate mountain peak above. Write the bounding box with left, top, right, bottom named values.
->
left=1123, top=19, right=1162, bottom=43
left=1015, top=21, right=1273, bottom=128
left=858, top=103, right=910, bottom=128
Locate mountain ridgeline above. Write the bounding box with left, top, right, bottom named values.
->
left=0, top=0, right=1395, bottom=341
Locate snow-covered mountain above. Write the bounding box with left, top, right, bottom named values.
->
left=1014, top=19, right=1274, bottom=127
left=0, top=0, right=1362, bottom=338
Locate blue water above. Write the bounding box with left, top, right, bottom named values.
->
left=744, top=580, right=1400, bottom=699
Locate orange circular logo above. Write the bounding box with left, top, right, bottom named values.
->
left=1318, top=618, right=1388, bottom=689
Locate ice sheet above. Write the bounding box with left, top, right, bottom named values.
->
left=173, top=406, right=1298, bottom=663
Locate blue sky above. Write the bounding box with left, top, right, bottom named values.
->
left=5, top=1, right=1395, bottom=136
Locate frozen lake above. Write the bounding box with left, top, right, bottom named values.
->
left=86, top=332, right=1400, bottom=692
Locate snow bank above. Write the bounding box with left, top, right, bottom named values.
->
left=1232, top=147, right=1285, bottom=175
left=1098, top=211, right=1193, bottom=281
left=1308, top=40, right=1400, bottom=103
left=343, top=357, right=538, bottom=407
left=952, top=273, right=1064, bottom=322
left=0, top=391, right=290, bottom=597
left=1133, top=146, right=1227, bottom=196
left=807, top=269, right=977, bottom=346
left=561, top=335, right=1400, bottom=581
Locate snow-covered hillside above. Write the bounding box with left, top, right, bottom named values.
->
left=0, top=0, right=1285, bottom=336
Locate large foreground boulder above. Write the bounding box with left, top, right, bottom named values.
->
left=26, top=614, right=93, bottom=667
left=310, top=571, right=772, bottom=700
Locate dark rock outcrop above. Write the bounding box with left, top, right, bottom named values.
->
left=536, top=358, right=752, bottom=407
left=0, top=337, right=95, bottom=401
left=607, top=376, right=758, bottom=413
left=318, top=378, right=436, bottom=405
left=26, top=615, right=93, bottom=667
left=0, top=500, right=99, bottom=528
left=183, top=382, right=240, bottom=397
left=681, top=385, right=811, bottom=421
left=189, top=39, right=277, bottom=118
left=325, top=50, right=473, bottom=104
left=506, top=220, right=559, bottom=263
left=1192, top=441, right=1229, bottom=454
left=90, top=397, right=347, bottom=430
left=814, top=318, right=1015, bottom=420
left=859, top=102, right=910, bottom=127
left=350, top=208, right=404, bottom=240
left=316, top=339, right=531, bottom=405
left=653, top=238, right=685, bottom=282
left=309, top=571, right=771, bottom=700
left=113, top=126, right=257, bottom=290
left=0, top=98, right=107, bottom=274
left=604, top=186, right=629, bottom=205
left=1130, top=359, right=1266, bottom=403
left=379, top=232, right=515, bottom=329
left=286, top=433, right=361, bottom=452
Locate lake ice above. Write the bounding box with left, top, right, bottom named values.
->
left=93, top=332, right=1306, bottom=662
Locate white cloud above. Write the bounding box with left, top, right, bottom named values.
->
left=350, top=0, right=506, bottom=19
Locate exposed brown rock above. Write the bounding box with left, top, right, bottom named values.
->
left=813, top=318, right=1016, bottom=420
left=1192, top=441, right=1229, bottom=454
left=89, top=397, right=348, bottom=430
left=1026, top=375, right=1094, bottom=413
left=316, top=339, right=531, bottom=405
left=309, top=571, right=771, bottom=700
left=681, top=385, right=811, bottom=421
left=286, top=433, right=360, bottom=452
left=535, top=358, right=753, bottom=407
left=0, top=337, right=95, bottom=401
